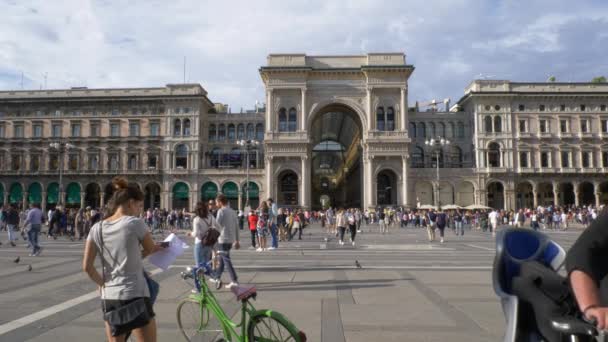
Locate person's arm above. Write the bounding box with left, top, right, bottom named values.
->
left=233, top=212, right=240, bottom=249
left=141, top=232, right=164, bottom=258
left=82, top=239, right=104, bottom=288
left=191, top=217, right=199, bottom=238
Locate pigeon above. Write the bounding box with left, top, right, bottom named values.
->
left=13, top=256, right=20, bottom=264
left=355, top=260, right=362, bottom=269
left=27, top=265, right=32, bottom=272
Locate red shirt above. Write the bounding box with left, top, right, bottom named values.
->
left=248, top=214, right=258, bottom=231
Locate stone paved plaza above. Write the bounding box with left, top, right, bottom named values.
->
left=0, top=223, right=586, bottom=342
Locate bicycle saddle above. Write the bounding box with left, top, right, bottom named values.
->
left=231, top=285, right=257, bottom=301
left=551, top=316, right=597, bottom=337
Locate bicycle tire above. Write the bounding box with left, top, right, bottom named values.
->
left=176, top=298, right=226, bottom=342
left=247, top=310, right=303, bottom=342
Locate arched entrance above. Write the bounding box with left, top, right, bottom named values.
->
left=487, top=182, right=504, bottom=209
left=516, top=182, right=534, bottom=209
left=144, top=183, right=161, bottom=210
left=172, top=182, right=190, bottom=210
left=201, top=182, right=218, bottom=202
left=310, top=104, right=363, bottom=209
left=456, top=181, right=475, bottom=206
left=104, top=183, right=115, bottom=203
left=279, top=171, right=298, bottom=207
left=241, top=182, right=259, bottom=210
left=47, top=183, right=59, bottom=208
left=9, top=183, right=23, bottom=206
left=85, top=183, right=100, bottom=209
left=415, top=181, right=434, bottom=207
left=376, top=170, right=397, bottom=206
left=559, top=183, right=575, bottom=206
left=65, top=182, right=81, bottom=208
left=439, top=181, right=454, bottom=206
left=579, top=182, right=595, bottom=206
left=28, top=183, right=42, bottom=205
left=537, top=182, right=553, bottom=206
left=221, top=182, right=239, bottom=209
left=600, top=182, right=608, bottom=205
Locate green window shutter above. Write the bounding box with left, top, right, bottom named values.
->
left=66, top=183, right=81, bottom=204
left=201, top=182, right=218, bottom=200
left=242, top=182, right=259, bottom=198
left=47, top=183, right=59, bottom=204
left=222, top=182, right=239, bottom=199
left=28, top=183, right=42, bottom=204
left=173, top=182, right=190, bottom=199
left=9, top=183, right=23, bottom=204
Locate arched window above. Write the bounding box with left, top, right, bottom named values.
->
left=128, top=154, right=137, bottom=170
left=418, top=122, right=426, bottom=138
left=227, top=124, right=236, bottom=141
left=175, top=144, right=188, bottom=169
left=386, top=107, right=395, bottom=131
left=494, top=116, right=502, bottom=133
left=278, top=108, right=287, bottom=132
left=237, top=124, right=245, bottom=139
left=218, top=124, right=226, bottom=141
left=488, top=142, right=501, bottom=167
left=446, top=122, right=454, bottom=138
left=376, top=107, right=385, bottom=131
left=288, top=108, right=297, bottom=132
left=411, top=146, right=424, bottom=168
left=457, top=122, right=465, bottom=138
left=208, top=124, right=216, bottom=141
left=438, top=122, right=446, bottom=137
left=484, top=116, right=493, bottom=133
left=429, top=122, right=436, bottom=137
left=173, top=119, right=181, bottom=136
left=409, top=122, right=416, bottom=138
left=182, top=119, right=191, bottom=136
left=247, top=123, right=254, bottom=139
left=450, top=146, right=463, bottom=167
left=255, top=123, right=264, bottom=141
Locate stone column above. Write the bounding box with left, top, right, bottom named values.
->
left=363, top=154, right=373, bottom=209
left=574, top=191, right=580, bottom=207
left=160, top=191, right=167, bottom=210
left=400, top=87, right=407, bottom=131
left=552, top=183, right=560, bottom=207
left=366, top=87, right=373, bottom=131
left=41, top=192, right=47, bottom=211
left=265, top=156, right=274, bottom=201
left=300, top=87, right=307, bottom=131
left=301, top=155, right=311, bottom=209
left=595, top=192, right=601, bottom=208
left=238, top=190, right=243, bottom=211
left=2, top=191, right=7, bottom=206
left=266, top=89, right=273, bottom=132
left=169, top=192, right=174, bottom=210
left=401, top=156, right=409, bottom=207
left=532, top=189, right=538, bottom=208
left=80, top=192, right=85, bottom=208
left=100, top=192, right=105, bottom=209
left=22, top=192, right=28, bottom=210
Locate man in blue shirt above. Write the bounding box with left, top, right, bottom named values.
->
left=267, top=198, right=279, bottom=250
left=24, top=203, right=44, bottom=256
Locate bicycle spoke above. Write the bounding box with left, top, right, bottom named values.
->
left=251, top=317, right=297, bottom=342
left=178, top=300, right=225, bottom=342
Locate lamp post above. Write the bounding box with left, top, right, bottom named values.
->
left=237, top=139, right=259, bottom=209
left=424, top=137, right=450, bottom=208
left=49, top=142, right=75, bottom=207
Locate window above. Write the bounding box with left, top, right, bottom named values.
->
left=208, top=124, right=216, bottom=141
left=237, top=124, right=245, bottom=139
left=560, top=119, right=568, bottom=133
left=183, top=119, right=191, bottom=136
left=246, top=123, right=254, bottom=139
left=256, top=123, right=264, bottom=141
left=417, top=122, right=426, bottom=138
left=519, top=152, right=528, bottom=168
left=128, top=154, right=137, bottom=170
left=288, top=108, right=297, bottom=132
left=488, top=142, right=501, bottom=167
left=33, top=124, right=42, bottom=138
left=14, top=124, right=24, bottom=138
left=602, top=120, right=608, bottom=133
left=484, top=116, right=493, bottom=132
left=539, top=104, right=545, bottom=111
left=457, top=122, right=465, bottom=138
left=30, top=155, right=40, bottom=171
left=561, top=151, right=569, bottom=167
left=386, top=107, right=395, bottom=131
left=411, top=146, right=424, bottom=168
left=150, top=121, right=160, bottom=136
left=602, top=105, right=607, bottom=111
left=560, top=104, right=566, bottom=111
left=52, top=123, right=62, bottom=137
left=175, top=144, right=188, bottom=169
left=485, top=105, right=491, bottom=111
left=108, top=154, right=119, bottom=170
left=88, top=154, right=99, bottom=170
left=539, top=120, right=547, bottom=133
left=173, top=119, right=181, bottom=136
left=580, top=119, right=589, bottom=133
left=184, top=107, right=191, bottom=114
left=0, top=124, right=5, bottom=138
left=148, top=154, right=158, bottom=169
left=580, top=104, right=586, bottom=111
left=519, top=120, right=526, bottom=133
left=409, top=122, right=416, bottom=138
left=518, top=104, right=525, bottom=111
left=582, top=152, right=591, bottom=168
left=68, top=154, right=78, bottom=170
left=227, top=124, right=235, bottom=141
left=278, top=108, right=287, bottom=132
left=12, top=154, right=22, bottom=170
left=376, top=107, right=385, bottom=131
left=90, top=122, right=100, bottom=137
left=111, top=108, right=120, bottom=116
left=541, top=152, right=550, bottom=168
left=494, top=105, right=501, bottom=111
left=603, top=152, right=608, bottom=167
left=218, top=124, right=226, bottom=140
left=71, top=123, right=81, bottom=137
left=129, top=122, right=140, bottom=136
left=493, top=116, right=502, bottom=133
left=110, top=123, right=120, bottom=137
left=49, top=154, right=59, bottom=170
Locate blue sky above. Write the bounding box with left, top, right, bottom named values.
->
left=1, top=0, right=607, bottom=110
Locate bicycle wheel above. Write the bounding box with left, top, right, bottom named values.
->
left=177, top=298, right=225, bottom=342
left=247, top=311, right=304, bottom=342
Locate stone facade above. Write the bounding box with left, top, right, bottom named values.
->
left=1, top=54, right=607, bottom=211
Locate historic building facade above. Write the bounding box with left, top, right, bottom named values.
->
left=1, top=53, right=607, bottom=211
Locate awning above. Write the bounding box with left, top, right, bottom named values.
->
left=242, top=182, right=259, bottom=198
left=201, top=182, right=218, bottom=200
left=47, top=183, right=59, bottom=204
left=28, top=183, right=42, bottom=204
left=9, top=183, right=23, bottom=204
left=173, top=182, right=190, bottom=199
left=66, top=183, right=81, bottom=204
left=222, top=182, right=239, bottom=199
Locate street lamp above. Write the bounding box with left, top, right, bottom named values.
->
left=49, top=142, right=75, bottom=207
left=424, top=137, right=450, bottom=208
left=237, top=139, right=259, bottom=209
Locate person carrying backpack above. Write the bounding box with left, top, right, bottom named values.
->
left=427, top=209, right=437, bottom=242
left=191, top=201, right=218, bottom=266
left=436, top=209, right=447, bottom=244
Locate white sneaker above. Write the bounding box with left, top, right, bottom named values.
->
left=339, top=240, right=344, bottom=245
left=267, top=247, right=276, bottom=250
left=208, top=277, right=220, bottom=284
left=225, top=282, right=239, bottom=289
left=440, top=238, right=444, bottom=243
left=256, top=248, right=263, bottom=252
left=352, top=241, right=356, bottom=247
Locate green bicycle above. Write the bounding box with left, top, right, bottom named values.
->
left=177, top=263, right=307, bottom=342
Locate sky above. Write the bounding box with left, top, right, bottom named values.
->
left=1, top=0, right=607, bottom=111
